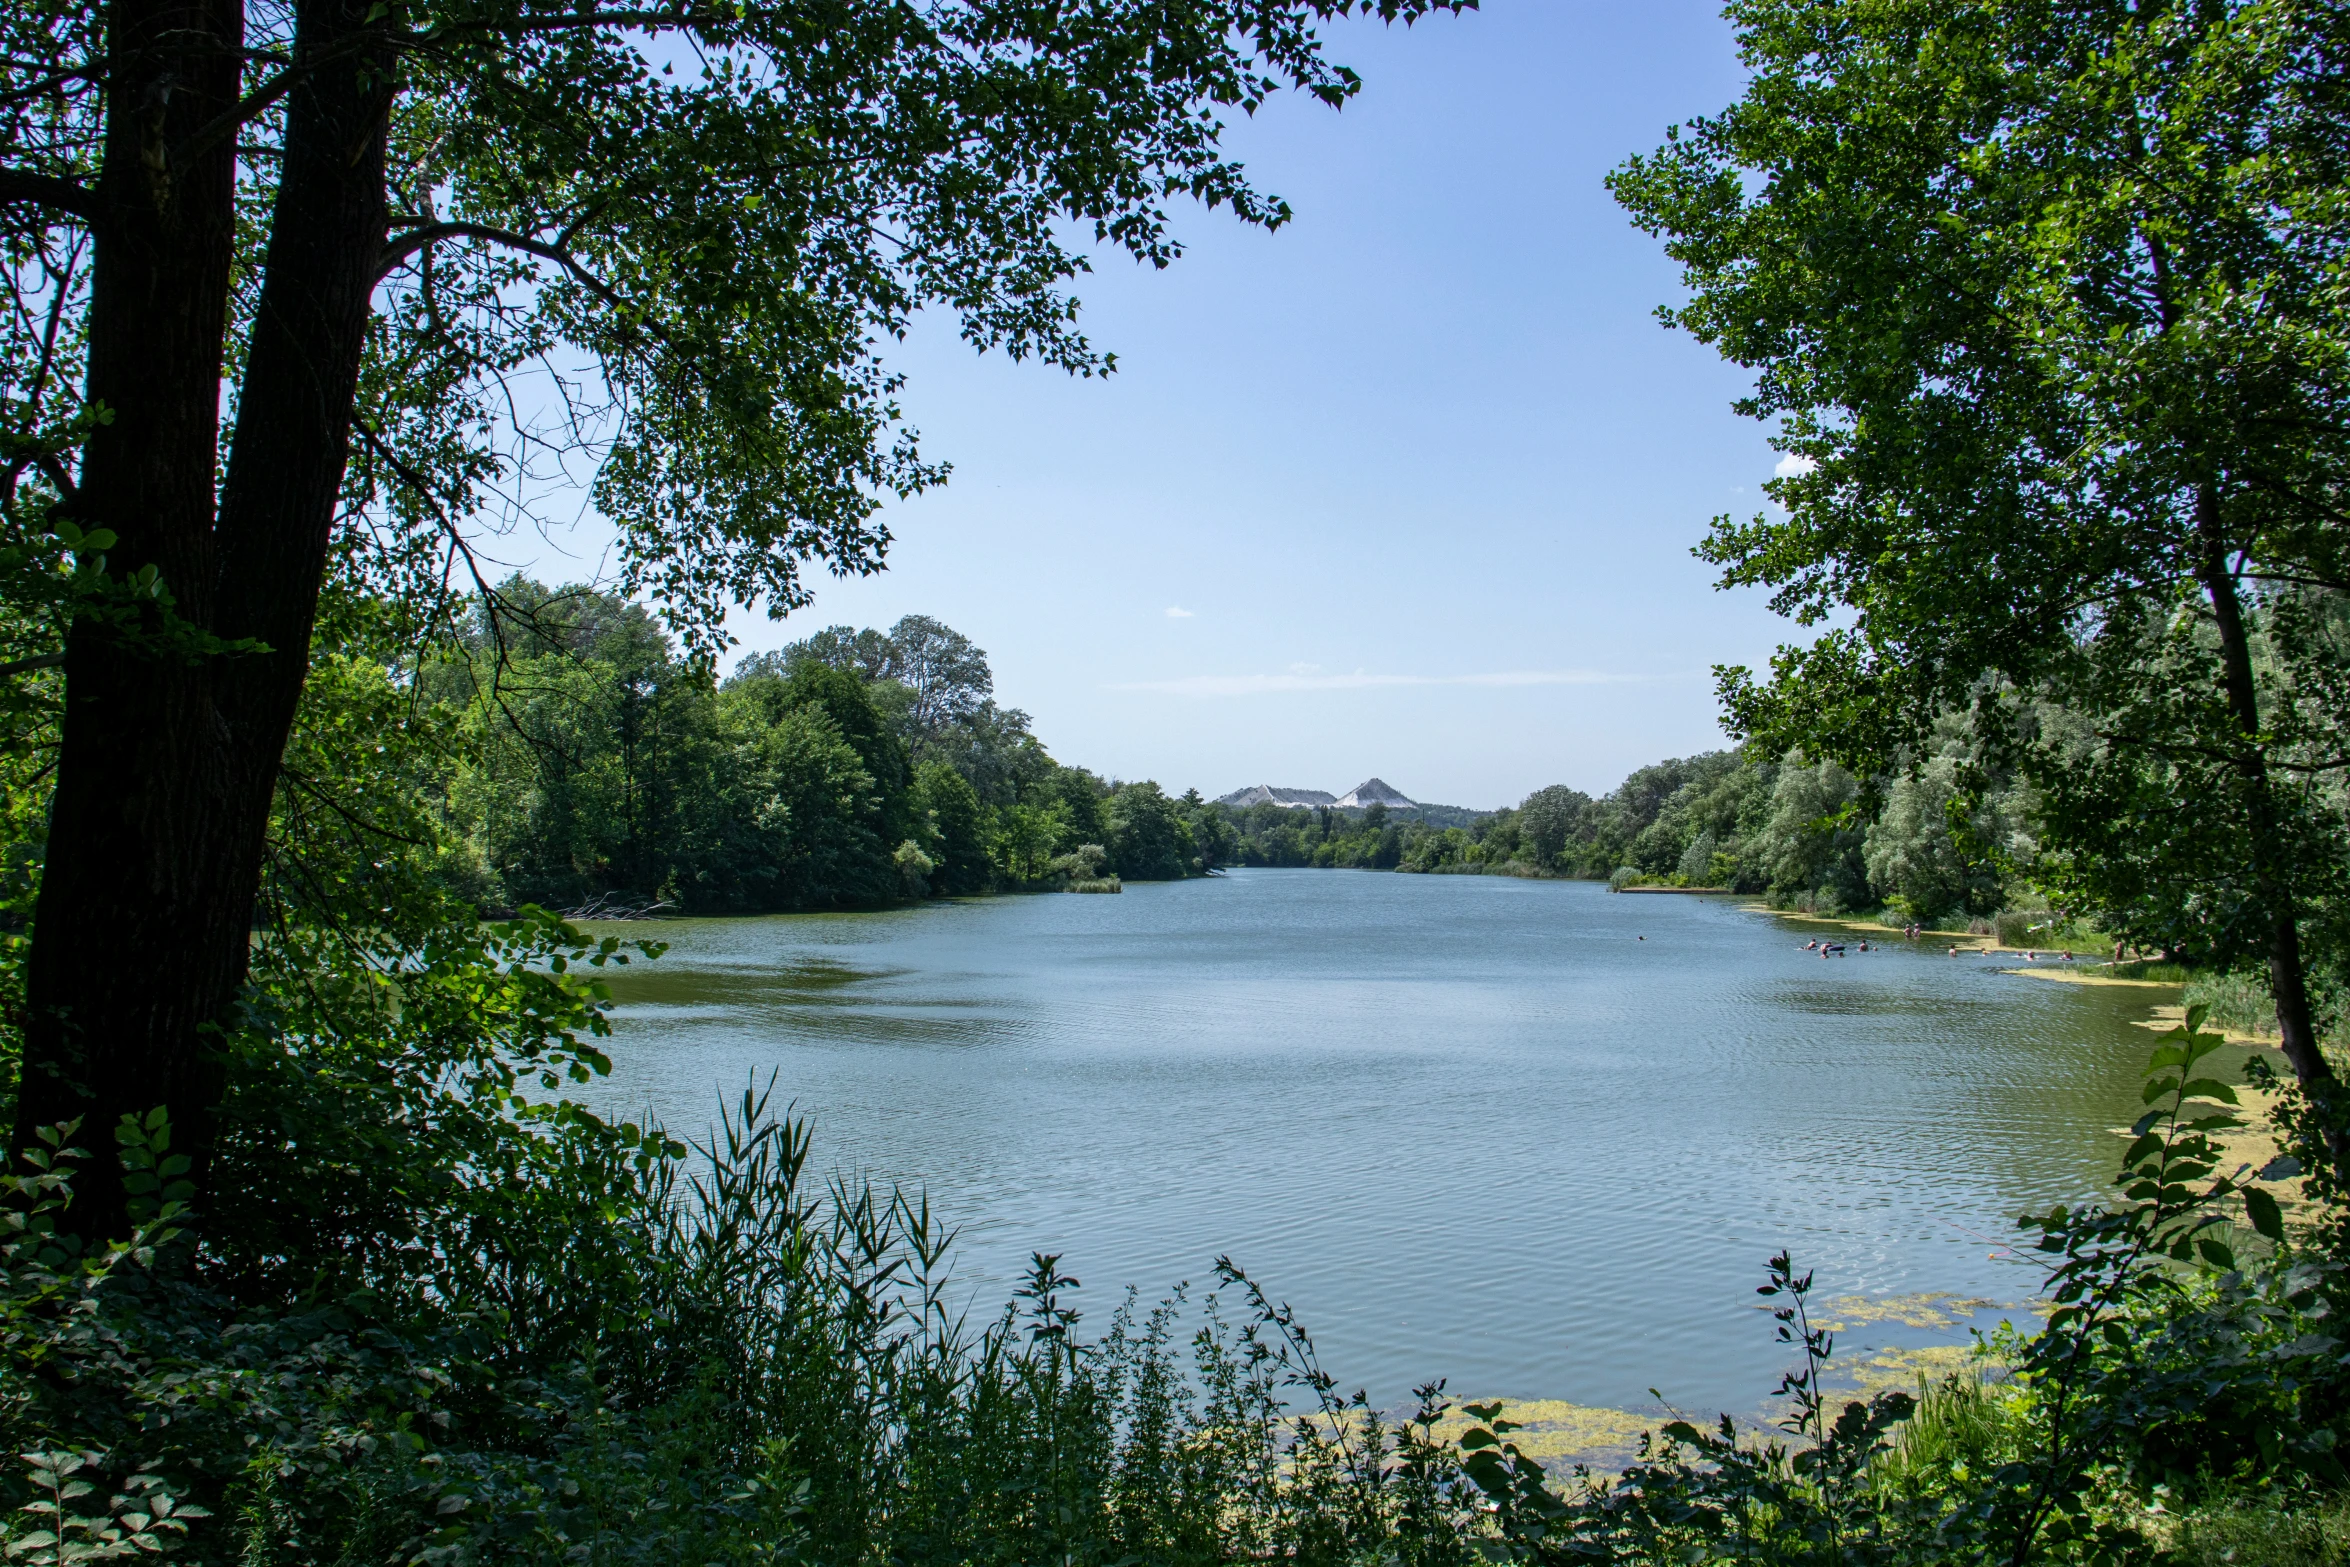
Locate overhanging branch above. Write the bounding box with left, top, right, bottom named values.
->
left=0, top=168, right=102, bottom=227
left=377, top=220, right=673, bottom=349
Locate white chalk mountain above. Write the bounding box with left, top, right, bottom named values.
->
left=1215, top=785, right=1335, bottom=809
left=1216, top=778, right=1417, bottom=811
left=1332, top=778, right=1415, bottom=810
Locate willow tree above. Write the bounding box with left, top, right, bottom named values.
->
left=1612, top=0, right=2350, bottom=1178
left=0, top=0, right=1466, bottom=1229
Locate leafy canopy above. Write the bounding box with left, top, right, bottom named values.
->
left=4, top=0, right=1473, bottom=654
left=1609, top=0, right=2350, bottom=979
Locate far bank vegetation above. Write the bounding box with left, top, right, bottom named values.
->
left=428, top=590, right=1234, bottom=912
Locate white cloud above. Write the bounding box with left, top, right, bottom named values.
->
left=1774, top=452, right=1818, bottom=478
left=1109, top=669, right=1662, bottom=697
left=1164, top=605, right=1195, bottom=618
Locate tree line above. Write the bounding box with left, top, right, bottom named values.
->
left=431, top=584, right=1237, bottom=911
left=1227, top=736, right=2027, bottom=928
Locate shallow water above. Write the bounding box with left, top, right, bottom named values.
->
left=593, top=869, right=2198, bottom=1417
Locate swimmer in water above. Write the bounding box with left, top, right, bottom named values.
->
left=1858, top=941, right=1869, bottom=951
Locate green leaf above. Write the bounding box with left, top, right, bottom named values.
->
left=2245, top=1186, right=2286, bottom=1242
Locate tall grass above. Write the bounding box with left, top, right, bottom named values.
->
left=1869, top=1373, right=2020, bottom=1498
left=2168, top=1493, right=2350, bottom=1567
left=2183, top=969, right=2284, bottom=1038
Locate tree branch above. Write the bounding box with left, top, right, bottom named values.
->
left=0, top=652, right=67, bottom=678
left=0, top=169, right=102, bottom=227
left=377, top=221, right=676, bottom=354
left=0, top=61, right=106, bottom=110
left=416, top=6, right=734, bottom=42
left=175, top=29, right=385, bottom=169
left=379, top=219, right=613, bottom=301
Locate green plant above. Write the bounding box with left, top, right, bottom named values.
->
left=1953, top=1006, right=2322, bottom=1562
left=2169, top=1489, right=2350, bottom=1567
left=8, top=1451, right=204, bottom=1565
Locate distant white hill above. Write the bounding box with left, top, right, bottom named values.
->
left=1332, top=778, right=1416, bottom=810
left=1215, top=779, right=1418, bottom=811
left=1215, top=785, right=1337, bottom=809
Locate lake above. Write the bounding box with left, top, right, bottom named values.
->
left=594, top=868, right=2194, bottom=1422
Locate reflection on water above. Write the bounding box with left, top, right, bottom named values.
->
left=591, top=870, right=2209, bottom=1416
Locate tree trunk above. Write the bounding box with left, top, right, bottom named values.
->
left=16, top=0, right=249, bottom=1237
left=2192, top=489, right=2350, bottom=1189
left=16, top=0, right=391, bottom=1241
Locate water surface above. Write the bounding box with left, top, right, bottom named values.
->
left=596, top=870, right=2186, bottom=1415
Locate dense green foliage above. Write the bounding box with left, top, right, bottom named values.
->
left=1225, top=740, right=2050, bottom=934
left=1609, top=0, right=2350, bottom=1174
left=428, top=590, right=1237, bottom=909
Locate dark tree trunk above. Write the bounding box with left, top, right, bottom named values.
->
left=15, top=0, right=391, bottom=1241
left=16, top=0, right=249, bottom=1236
left=2192, top=490, right=2350, bottom=1189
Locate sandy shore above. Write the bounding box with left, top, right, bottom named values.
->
left=2007, top=967, right=2178, bottom=988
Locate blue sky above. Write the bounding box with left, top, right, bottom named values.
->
left=525, top=3, right=1797, bottom=810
